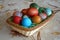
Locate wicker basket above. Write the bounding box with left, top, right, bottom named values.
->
left=6, top=11, right=55, bottom=36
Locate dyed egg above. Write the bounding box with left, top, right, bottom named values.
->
left=45, top=8, right=52, bottom=16
left=13, top=16, right=22, bottom=24
left=30, top=3, right=39, bottom=9
left=21, top=15, right=32, bottom=27
left=38, top=7, right=45, bottom=13
left=27, top=8, right=38, bottom=17
left=21, top=9, right=28, bottom=15
left=39, top=13, right=47, bottom=20
left=13, top=11, right=22, bottom=17
left=32, top=16, right=41, bottom=23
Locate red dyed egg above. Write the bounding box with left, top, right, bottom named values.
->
left=27, top=8, right=38, bottom=17
left=13, top=16, right=22, bottom=24
left=21, top=9, right=28, bottom=15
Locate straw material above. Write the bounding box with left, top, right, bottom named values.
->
left=6, top=12, right=55, bottom=36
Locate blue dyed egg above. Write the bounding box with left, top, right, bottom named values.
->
left=45, top=8, right=52, bottom=16
left=13, top=11, right=22, bottom=17
left=21, top=15, right=32, bottom=28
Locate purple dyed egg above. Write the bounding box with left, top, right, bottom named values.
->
left=13, top=11, right=22, bottom=17
left=39, top=13, right=47, bottom=20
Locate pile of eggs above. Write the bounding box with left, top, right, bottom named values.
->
left=12, top=3, right=52, bottom=28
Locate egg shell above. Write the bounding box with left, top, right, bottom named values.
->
left=21, top=9, right=28, bottom=15
left=32, top=16, right=42, bottom=23
left=39, top=13, right=47, bottom=20
left=13, top=16, right=22, bottom=24
left=21, top=15, right=32, bottom=27
left=13, top=11, right=22, bottom=17
left=30, top=3, right=39, bottom=9
left=45, top=8, right=52, bottom=16
left=38, top=7, right=45, bottom=13
left=27, top=8, right=38, bottom=17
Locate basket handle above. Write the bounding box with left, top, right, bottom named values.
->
left=53, top=9, right=60, bottom=14
left=48, top=3, right=60, bottom=14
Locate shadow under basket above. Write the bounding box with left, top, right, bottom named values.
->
left=6, top=11, right=55, bottom=36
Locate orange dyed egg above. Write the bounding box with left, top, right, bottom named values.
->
left=32, top=16, right=41, bottom=23
left=27, top=8, right=38, bottom=17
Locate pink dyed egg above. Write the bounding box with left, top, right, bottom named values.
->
left=39, top=13, right=47, bottom=20
left=13, top=11, right=22, bottom=17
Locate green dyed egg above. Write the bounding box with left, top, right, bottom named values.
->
left=30, top=3, right=39, bottom=9
left=38, top=7, right=45, bottom=13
